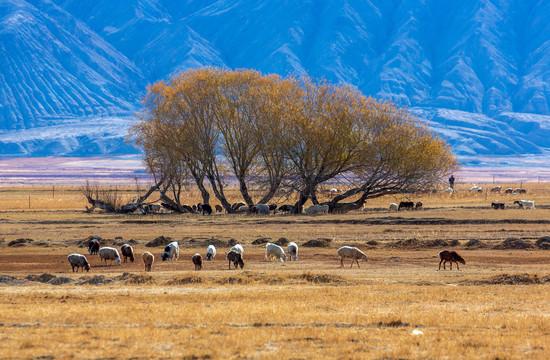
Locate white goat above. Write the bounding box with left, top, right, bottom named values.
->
left=287, top=242, right=298, bottom=261
left=337, top=246, right=368, bottom=268
left=388, top=203, right=399, bottom=211
left=206, top=245, right=216, bottom=261
left=469, top=185, right=483, bottom=193
left=265, top=243, right=286, bottom=262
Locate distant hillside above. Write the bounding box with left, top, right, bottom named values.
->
left=1, top=0, right=550, bottom=158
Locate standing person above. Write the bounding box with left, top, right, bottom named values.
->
left=449, top=175, right=455, bottom=189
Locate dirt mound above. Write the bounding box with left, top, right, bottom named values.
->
left=465, top=238, right=486, bottom=248
left=366, top=240, right=379, bottom=246
left=78, top=275, right=113, bottom=285
left=51, top=276, right=73, bottom=285
left=145, top=236, right=173, bottom=247
left=0, top=274, right=25, bottom=285
left=464, top=273, right=550, bottom=285
left=302, top=238, right=332, bottom=247
left=493, top=237, right=533, bottom=250
left=187, top=237, right=230, bottom=247
left=116, top=272, right=155, bottom=284
left=25, top=273, right=73, bottom=285
left=275, top=237, right=289, bottom=246
left=165, top=275, right=203, bottom=285
left=425, top=239, right=459, bottom=247
left=8, top=238, right=33, bottom=247
left=251, top=237, right=271, bottom=245
left=228, top=238, right=238, bottom=246
left=386, top=238, right=422, bottom=249
left=536, top=236, right=550, bottom=249
left=377, top=320, right=409, bottom=328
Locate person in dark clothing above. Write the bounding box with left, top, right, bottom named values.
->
left=449, top=175, right=455, bottom=189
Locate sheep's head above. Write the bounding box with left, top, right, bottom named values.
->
left=84, top=264, right=90, bottom=272
left=362, top=254, right=368, bottom=262
left=281, top=254, right=287, bottom=262
left=161, top=252, right=168, bottom=261
left=116, top=257, right=121, bottom=265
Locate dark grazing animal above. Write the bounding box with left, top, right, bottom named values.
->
left=268, top=204, right=277, bottom=213
left=398, top=201, right=415, bottom=211
left=491, top=202, right=505, bottom=210
left=226, top=250, right=244, bottom=270
left=182, top=205, right=194, bottom=213
left=197, top=203, right=212, bottom=215
left=88, top=239, right=100, bottom=255
left=414, top=201, right=423, bottom=210
left=438, top=250, right=465, bottom=270
left=215, top=204, right=223, bottom=213
left=192, top=253, right=202, bottom=270
left=120, top=244, right=135, bottom=262
left=278, top=204, right=294, bottom=213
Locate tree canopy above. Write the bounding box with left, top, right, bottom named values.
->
left=128, top=67, right=458, bottom=213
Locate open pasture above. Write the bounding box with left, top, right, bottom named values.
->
left=1, top=184, right=550, bottom=359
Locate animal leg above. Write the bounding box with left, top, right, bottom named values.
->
left=449, top=262, right=452, bottom=270
left=438, top=259, right=443, bottom=270
left=340, top=258, right=344, bottom=268
left=456, top=262, right=459, bottom=270
left=356, top=259, right=361, bottom=268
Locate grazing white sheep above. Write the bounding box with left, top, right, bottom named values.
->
left=514, top=200, right=535, bottom=209
left=206, top=245, right=216, bottom=261
left=142, top=251, right=154, bottom=272
left=67, top=254, right=90, bottom=272
left=504, top=188, right=514, bottom=194
left=161, top=241, right=179, bottom=261
left=265, top=243, right=286, bottom=262
left=305, top=204, right=329, bottom=215
left=98, top=247, right=121, bottom=265
left=469, top=185, right=483, bottom=193
left=388, top=203, right=399, bottom=212
left=490, top=186, right=502, bottom=193
left=236, top=206, right=249, bottom=213
left=330, top=188, right=339, bottom=195
left=255, top=203, right=270, bottom=215
left=230, top=244, right=244, bottom=257
left=337, top=246, right=368, bottom=268
left=287, top=242, right=298, bottom=261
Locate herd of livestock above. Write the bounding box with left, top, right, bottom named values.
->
left=67, top=238, right=467, bottom=274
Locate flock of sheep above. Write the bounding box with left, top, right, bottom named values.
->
left=66, top=238, right=385, bottom=273
left=68, top=238, right=467, bottom=274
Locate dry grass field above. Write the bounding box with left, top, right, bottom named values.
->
left=1, top=183, right=550, bottom=359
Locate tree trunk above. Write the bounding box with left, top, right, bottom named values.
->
left=207, top=174, right=235, bottom=213
left=238, top=178, right=254, bottom=206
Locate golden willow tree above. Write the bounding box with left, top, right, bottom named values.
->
left=127, top=67, right=457, bottom=214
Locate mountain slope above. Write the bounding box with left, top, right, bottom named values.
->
left=0, top=0, right=144, bottom=131
left=2, top=0, right=550, bottom=159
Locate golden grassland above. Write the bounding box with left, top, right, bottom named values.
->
left=1, top=184, right=550, bottom=359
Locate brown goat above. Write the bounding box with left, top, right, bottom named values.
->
left=142, top=251, right=154, bottom=272
left=192, top=253, right=202, bottom=271
left=438, top=250, right=465, bottom=270
left=121, top=244, right=135, bottom=262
